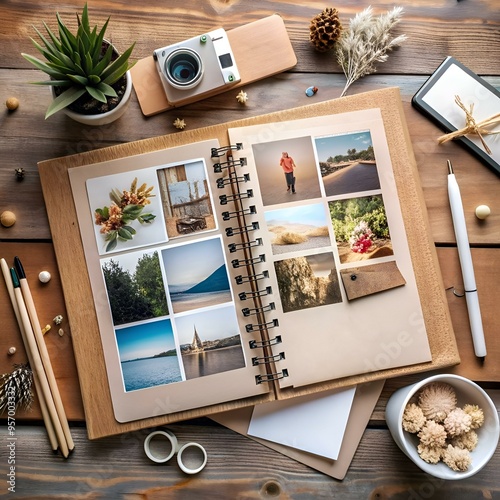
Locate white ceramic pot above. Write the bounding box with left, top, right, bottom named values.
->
left=385, top=374, right=499, bottom=480
left=55, top=70, right=132, bottom=126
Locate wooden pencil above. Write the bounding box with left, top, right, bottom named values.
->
left=9, top=267, right=70, bottom=458
left=14, top=257, right=75, bottom=453
left=0, top=258, right=58, bottom=453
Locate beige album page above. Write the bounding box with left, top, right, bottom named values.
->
left=68, top=139, right=271, bottom=423
left=227, top=108, right=433, bottom=389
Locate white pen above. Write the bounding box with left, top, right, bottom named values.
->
left=447, top=160, right=486, bottom=359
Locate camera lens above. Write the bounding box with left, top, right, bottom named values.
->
left=165, top=48, right=203, bottom=89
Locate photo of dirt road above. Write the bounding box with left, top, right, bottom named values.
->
left=315, top=131, right=381, bottom=197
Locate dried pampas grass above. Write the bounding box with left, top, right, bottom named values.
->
left=336, top=6, right=407, bottom=97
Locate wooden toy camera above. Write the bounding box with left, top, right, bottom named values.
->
left=131, top=15, right=297, bottom=116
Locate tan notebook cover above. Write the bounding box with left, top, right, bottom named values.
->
left=211, top=380, right=385, bottom=480
left=38, top=87, right=459, bottom=439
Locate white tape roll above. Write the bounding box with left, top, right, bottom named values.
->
left=177, top=442, right=208, bottom=474
left=144, top=429, right=179, bottom=463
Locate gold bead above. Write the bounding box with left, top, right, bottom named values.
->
left=0, top=210, right=16, bottom=227
left=6, top=97, right=19, bottom=111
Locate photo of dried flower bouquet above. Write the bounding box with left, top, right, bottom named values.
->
left=94, top=177, right=156, bottom=252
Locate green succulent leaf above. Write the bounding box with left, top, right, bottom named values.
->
left=87, top=74, right=101, bottom=84
left=31, top=79, right=73, bottom=87
left=57, top=13, right=77, bottom=52
left=80, top=3, right=91, bottom=34
left=93, top=18, right=110, bottom=62
left=22, top=53, right=67, bottom=80
left=45, top=86, right=86, bottom=119
left=67, top=74, right=89, bottom=86
left=32, top=27, right=62, bottom=61
left=101, top=43, right=135, bottom=83
left=22, top=3, right=135, bottom=117
left=96, top=81, right=117, bottom=97
left=42, top=22, right=63, bottom=52
left=85, top=85, right=107, bottom=103
left=92, top=44, right=113, bottom=75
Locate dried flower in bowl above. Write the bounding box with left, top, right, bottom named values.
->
left=442, top=444, right=472, bottom=472
left=444, top=408, right=472, bottom=437
left=463, top=404, right=485, bottom=429
left=450, top=430, right=478, bottom=452
left=402, top=381, right=486, bottom=472
left=418, top=420, right=447, bottom=448
left=418, top=382, right=457, bottom=422
left=402, top=403, right=426, bottom=433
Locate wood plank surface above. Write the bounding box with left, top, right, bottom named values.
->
left=5, top=421, right=500, bottom=498
left=1, top=0, right=499, bottom=496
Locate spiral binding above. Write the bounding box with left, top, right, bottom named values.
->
left=238, top=286, right=272, bottom=301
left=211, top=143, right=243, bottom=158
left=256, top=369, right=289, bottom=384
left=212, top=143, right=287, bottom=385
left=219, top=189, right=253, bottom=205
left=245, top=318, right=279, bottom=333
left=252, top=351, right=285, bottom=366
left=222, top=205, right=257, bottom=221
left=216, top=173, right=250, bottom=188
left=235, top=270, right=269, bottom=284
left=225, top=221, right=259, bottom=237
left=249, top=335, right=282, bottom=348
left=242, top=302, right=275, bottom=317
left=213, top=157, right=247, bottom=173
left=228, top=238, right=262, bottom=253
left=231, top=254, right=265, bottom=269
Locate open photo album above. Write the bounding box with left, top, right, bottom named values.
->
left=39, top=88, right=459, bottom=437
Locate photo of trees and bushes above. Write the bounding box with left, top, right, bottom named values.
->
left=329, top=195, right=393, bottom=264
left=102, top=250, right=169, bottom=326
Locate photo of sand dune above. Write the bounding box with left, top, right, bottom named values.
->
left=264, top=203, right=332, bottom=255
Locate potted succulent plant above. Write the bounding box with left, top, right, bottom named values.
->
left=21, top=3, right=135, bottom=125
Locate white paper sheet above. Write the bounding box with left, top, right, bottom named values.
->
left=247, top=386, right=357, bottom=460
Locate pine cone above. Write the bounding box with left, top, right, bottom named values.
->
left=309, top=7, right=342, bottom=52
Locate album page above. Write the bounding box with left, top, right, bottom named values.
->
left=227, top=108, right=433, bottom=389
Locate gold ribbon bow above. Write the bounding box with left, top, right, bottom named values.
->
left=437, top=95, right=500, bottom=155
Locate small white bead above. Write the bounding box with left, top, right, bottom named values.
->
left=39, top=270, right=51, bottom=283
left=475, top=205, right=491, bottom=220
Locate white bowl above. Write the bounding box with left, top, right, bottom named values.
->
left=385, top=374, right=499, bottom=480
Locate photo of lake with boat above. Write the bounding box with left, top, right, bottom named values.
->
left=175, top=305, right=246, bottom=380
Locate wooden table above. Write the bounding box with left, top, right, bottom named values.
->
left=1, top=1, right=499, bottom=497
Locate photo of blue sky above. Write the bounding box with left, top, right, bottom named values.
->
left=315, top=131, right=372, bottom=162
left=264, top=203, right=327, bottom=227
left=115, top=318, right=176, bottom=362
left=175, top=305, right=240, bottom=345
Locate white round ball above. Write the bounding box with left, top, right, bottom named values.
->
left=38, top=270, right=51, bottom=283
left=475, top=205, right=491, bottom=220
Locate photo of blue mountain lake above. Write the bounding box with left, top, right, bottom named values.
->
left=162, top=237, right=232, bottom=313
left=121, top=355, right=182, bottom=392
